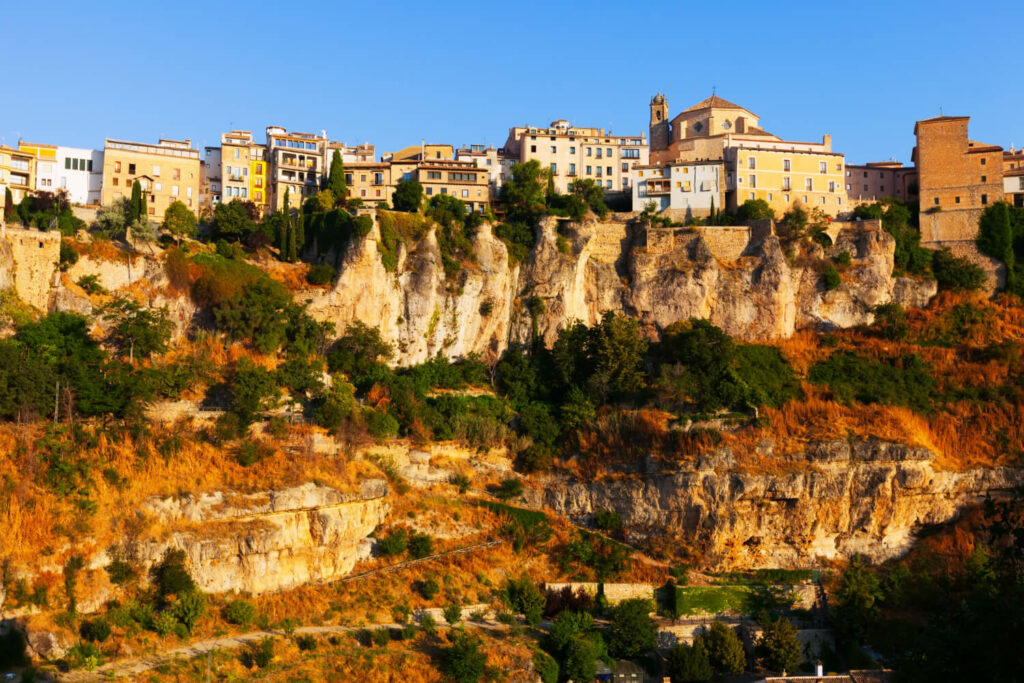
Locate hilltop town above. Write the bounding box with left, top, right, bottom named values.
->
left=1, top=92, right=1023, bottom=683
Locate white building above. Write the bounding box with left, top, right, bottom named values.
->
left=56, top=147, right=103, bottom=205
left=455, top=144, right=510, bottom=196
left=632, top=160, right=724, bottom=216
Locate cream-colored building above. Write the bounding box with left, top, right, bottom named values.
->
left=845, top=161, right=918, bottom=204
left=328, top=141, right=375, bottom=164
left=265, top=126, right=328, bottom=211
left=502, top=119, right=648, bottom=194
left=219, top=130, right=268, bottom=213
left=201, top=145, right=221, bottom=217
left=632, top=161, right=725, bottom=216
left=649, top=93, right=846, bottom=217
left=455, top=144, right=510, bottom=195
left=101, top=138, right=201, bottom=220
left=0, top=145, right=35, bottom=204
left=18, top=142, right=58, bottom=193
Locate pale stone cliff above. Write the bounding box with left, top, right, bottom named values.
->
left=523, top=439, right=1024, bottom=569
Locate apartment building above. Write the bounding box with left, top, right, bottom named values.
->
left=1, top=145, right=35, bottom=203
left=632, top=161, right=725, bottom=216
left=219, top=130, right=268, bottom=213
left=844, top=161, right=918, bottom=204
left=101, top=138, right=201, bottom=220
left=201, top=145, right=222, bottom=215
left=265, top=126, right=328, bottom=211
left=649, top=93, right=846, bottom=217
left=54, top=147, right=104, bottom=205
left=455, top=144, right=509, bottom=195
left=328, top=141, right=375, bottom=164
left=502, top=119, right=648, bottom=195
left=912, top=116, right=1004, bottom=245
left=18, top=142, right=58, bottom=193
left=345, top=153, right=492, bottom=213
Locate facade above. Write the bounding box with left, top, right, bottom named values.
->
left=18, top=142, right=58, bottom=193
left=344, top=155, right=492, bottom=213
left=649, top=93, right=846, bottom=217
left=1005, top=148, right=1024, bottom=208
left=455, top=144, right=508, bottom=195
left=265, top=126, right=328, bottom=211
left=632, top=160, right=725, bottom=216
left=844, top=161, right=918, bottom=204
left=328, top=141, right=375, bottom=164
left=912, top=116, right=1004, bottom=245
left=220, top=130, right=268, bottom=213
left=344, top=162, right=394, bottom=205
left=201, top=145, right=222, bottom=216
left=1, top=145, right=35, bottom=203
left=502, top=119, right=648, bottom=194
left=100, top=138, right=201, bottom=220
left=55, top=147, right=103, bottom=205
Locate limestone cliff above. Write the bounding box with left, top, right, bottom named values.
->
left=522, top=439, right=1024, bottom=569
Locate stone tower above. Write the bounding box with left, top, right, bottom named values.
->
left=650, top=93, right=670, bottom=152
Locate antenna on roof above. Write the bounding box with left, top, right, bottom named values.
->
left=712, top=85, right=716, bottom=95
left=939, top=107, right=943, bottom=116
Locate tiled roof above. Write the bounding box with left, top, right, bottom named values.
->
left=683, top=94, right=749, bottom=113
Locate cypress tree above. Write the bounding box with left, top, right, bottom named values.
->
left=278, top=212, right=288, bottom=259
left=327, top=150, right=346, bottom=201
left=287, top=222, right=298, bottom=262
left=3, top=187, right=12, bottom=220
left=129, top=181, right=142, bottom=223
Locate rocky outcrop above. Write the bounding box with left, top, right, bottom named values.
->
left=524, top=439, right=1024, bottom=569
left=0, top=226, right=60, bottom=310
left=133, top=480, right=390, bottom=595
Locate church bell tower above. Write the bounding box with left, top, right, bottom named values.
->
left=650, top=93, right=669, bottom=152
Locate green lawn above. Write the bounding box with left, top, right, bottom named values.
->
left=674, top=586, right=753, bottom=616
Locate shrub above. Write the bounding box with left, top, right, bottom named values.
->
left=235, top=440, right=274, bottom=466
left=696, top=621, right=746, bottom=675
left=105, top=558, right=137, bottom=585
left=607, top=599, right=657, bottom=658
left=224, top=600, right=256, bottom=626
left=407, top=531, right=434, bottom=559
left=79, top=618, right=111, bottom=643
left=377, top=528, right=409, bottom=556
left=440, top=630, right=487, bottom=683
left=872, top=302, right=909, bottom=341
left=153, top=549, right=196, bottom=598
left=241, top=637, right=275, bottom=669
left=492, top=477, right=524, bottom=501
left=416, top=578, right=440, bottom=600
left=505, top=576, right=545, bottom=626
left=667, top=640, right=713, bottom=682
left=932, top=247, right=986, bottom=291
left=757, top=617, right=802, bottom=673
left=443, top=601, right=463, bottom=625
left=76, top=274, right=105, bottom=295
left=835, top=251, right=852, bottom=266
left=296, top=634, right=317, bottom=651
left=305, top=263, right=336, bottom=285
left=372, top=628, right=391, bottom=647
left=59, top=241, right=79, bottom=271
left=823, top=263, right=841, bottom=291
left=170, top=591, right=206, bottom=633
left=420, top=612, right=438, bottom=635
left=808, top=351, right=936, bottom=412
left=451, top=473, right=471, bottom=493
left=533, top=649, right=559, bottom=683
left=594, top=507, right=623, bottom=532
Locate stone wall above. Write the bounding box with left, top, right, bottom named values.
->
left=0, top=226, right=60, bottom=310
left=695, top=226, right=752, bottom=261
left=543, top=582, right=655, bottom=604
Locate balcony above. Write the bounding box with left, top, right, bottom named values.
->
left=645, top=182, right=670, bottom=195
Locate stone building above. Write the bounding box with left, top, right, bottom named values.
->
left=264, top=126, right=329, bottom=211
left=0, top=145, right=35, bottom=204
left=648, top=93, right=846, bottom=218
left=912, top=116, right=1004, bottom=245
left=632, top=160, right=725, bottom=216
left=502, top=119, right=648, bottom=195
left=455, top=144, right=511, bottom=195
left=1004, top=147, right=1024, bottom=208
left=844, top=161, right=918, bottom=204
left=100, top=137, right=201, bottom=220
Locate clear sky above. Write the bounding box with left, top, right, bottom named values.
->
left=3, top=0, right=1022, bottom=165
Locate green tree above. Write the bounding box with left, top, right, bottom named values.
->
left=737, top=198, right=775, bottom=222
left=757, top=617, right=802, bottom=673
left=440, top=630, right=487, bottom=683
left=667, top=640, right=713, bottom=682
left=162, top=200, right=196, bottom=243
left=213, top=199, right=257, bottom=242
left=932, top=247, right=986, bottom=291
left=443, top=602, right=463, bottom=626
left=327, top=150, right=347, bottom=200
left=505, top=576, right=544, bottom=626
left=607, top=598, right=657, bottom=658
left=834, top=555, right=883, bottom=641
left=823, top=263, right=841, bottom=290
left=102, top=298, right=174, bottom=362
left=93, top=200, right=128, bottom=240
left=501, top=160, right=548, bottom=224
left=872, top=302, right=909, bottom=341
left=129, top=181, right=143, bottom=223
left=563, top=634, right=602, bottom=682
left=695, top=621, right=745, bottom=675
left=392, top=180, right=423, bottom=212
left=977, top=201, right=1017, bottom=291
left=230, top=357, right=280, bottom=421
left=214, top=279, right=296, bottom=353
left=569, top=178, right=609, bottom=219
left=3, top=187, right=12, bottom=220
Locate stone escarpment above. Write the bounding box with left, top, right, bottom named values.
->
left=304, top=214, right=936, bottom=363
left=523, top=439, right=1024, bottom=569
left=136, top=479, right=390, bottom=595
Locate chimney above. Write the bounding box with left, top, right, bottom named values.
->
left=816, top=660, right=824, bottom=677
left=823, top=134, right=832, bottom=151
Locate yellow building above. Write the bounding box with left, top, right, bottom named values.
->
left=101, top=138, right=201, bottom=220
left=649, top=93, right=846, bottom=217
left=219, top=130, right=268, bottom=214
left=18, top=142, right=58, bottom=193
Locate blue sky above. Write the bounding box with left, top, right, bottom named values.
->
left=3, top=1, right=1022, bottom=164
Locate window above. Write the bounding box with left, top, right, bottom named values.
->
left=87, top=160, right=93, bottom=172
left=768, top=193, right=772, bottom=201
left=173, top=168, right=180, bottom=180
left=846, top=184, right=850, bottom=191
left=112, top=177, right=119, bottom=186
left=606, top=148, right=612, bottom=156
left=981, top=158, right=987, bottom=165
left=153, top=165, right=160, bottom=176
left=782, top=176, right=791, bottom=190
left=374, top=173, right=383, bottom=184
left=606, top=166, right=612, bottom=175
left=982, top=194, right=988, bottom=204
left=606, top=180, right=612, bottom=188
left=148, top=207, right=155, bottom=215
left=805, top=178, right=813, bottom=191
left=345, top=173, right=352, bottom=184
left=819, top=161, right=827, bottom=174
left=802, top=195, right=808, bottom=203
left=749, top=191, right=755, bottom=200
left=955, top=196, right=961, bottom=204
left=155, top=182, right=162, bottom=191
left=863, top=184, right=868, bottom=191
left=622, top=163, right=628, bottom=172
left=551, top=163, right=557, bottom=174
left=171, top=185, right=179, bottom=196
left=65, top=158, right=71, bottom=169
left=596, top=167, right=602, bottom=177
left=361, top=189, right=367, bottom=197
left=784, top=194, right=790, bottom=202
left=462, top=189, right=469, bottom=198
left=114, top=161, right=121, bottom=172
left=551, top=146, right=556, bottom=153
left=820, top=197, right=826, bottom=205
left=569, top=163, right=576, bottom=175
left=783, top=159, right=791, bottom=172
left=586, top=148, right=592, bottom=156
left=934, top=197, right=939, bottom=205
left=128, top=163, right=136, bottom=174
left=234, top=149, right=239, bottom=159
left=749, top=175, right=756, bottom=188
left=586, top=165, right=592, bottom=175
left=186, top=187, right=192, bottom=198
left=829, top=181, right=836, bottom=193
left=748, top=157, right=756, bottom=169
left=981, top=175, right=987, bottom=182
left=530, top=145, right=537, bottom=153
left=360, top=174, right=366, bottom=182
left=569, top=147, right=576, bottom=154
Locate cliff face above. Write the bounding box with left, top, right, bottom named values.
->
left=304, top=215, right=936, bottom=363
left=523, top=439, right=1024, bottom=569
left=136, top=479, right=390, bottom=595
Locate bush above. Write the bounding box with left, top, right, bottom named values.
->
left=59, top=241, right=79, bottom=271
left=443, top=602, right=463, bottom=625
left=416, top=578, right=440, bottom=600
left=440, top=630, right=487, bottom=683
left=696, top=621, right=746, bottom=675
left=153, top=549, right=196, bottom=598
left=372, top=628, right=391, bottom=647
left=451, top=473, right=471, bottom=493
left=420, top=612, right=438, bottom=635
left=872, top=302, right=909, bottom=341
left=377, top=528, right=409, bottom=556
left=305, top=263, right=336, bottom=285
left=492, top=476, right=524, bottom=501
left=823, top=263, right=841, bottom=290
left=594, top=507, right=623, bottom=532
left=76, top=274, right=105, bottom=295
left=79, top=618, right=111, bottom=643
left=407, top=531, right=434, bottom=559
left=667, top=640, right=713, bottom=682
left=835, top=251, right=852, bottom=266
left=932, top=247, right=986, bottom=291
left=534, top=649, right=560, bottom=683
left=224, top=600, right=256, bottom=626
left=504, top=576, right=545, bottom=626
left=757, top=617, right=802, bottom=673
left=296, top=634, right=317, bottom=651
left=240, top=637, right=275, bottom=669
left=607, top=599, right=657, bottom=658
left=809, top=351, right=935, bottom=412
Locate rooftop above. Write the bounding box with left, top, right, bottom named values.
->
left=682, top=94, right=750, bottom=113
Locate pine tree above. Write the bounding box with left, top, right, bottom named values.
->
left=129, top=181, right=143, bottom=223
left=327, top=150, right=347, bottom=201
